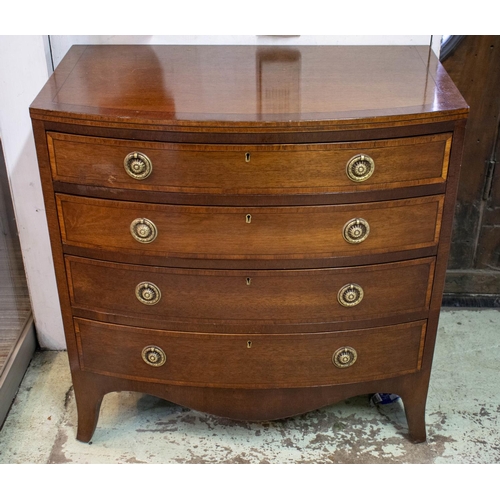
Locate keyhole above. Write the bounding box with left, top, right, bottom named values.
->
left=246, top=214, right=252, bottom=223
left=246, top=277, right=251, bottom=285
left=245, top=152, right=251, bottom=162
left=247, top=341, right=252, bottom=348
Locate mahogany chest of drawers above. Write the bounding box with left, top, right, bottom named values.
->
left=30, top=45, right=468, bottom=443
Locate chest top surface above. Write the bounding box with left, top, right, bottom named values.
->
left=30, top=45, right=468, bottom=130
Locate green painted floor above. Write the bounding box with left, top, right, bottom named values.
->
left=0, top=309, right=499, bottom=464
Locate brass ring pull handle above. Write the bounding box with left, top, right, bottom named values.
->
left=130, top=218, right=158, bottom=243
left=135, top=282, right=161, bottom=305
left=343, top=218, right=370, bottom=244
left=346, top=154, right=375, bottom=182
left=142, top=346, right=166, bottom=367
left=332, top=346, right=357, bottom=368
left=337, top=283, right=364, bottom=307
left=124, top=152, right=153, bottom=180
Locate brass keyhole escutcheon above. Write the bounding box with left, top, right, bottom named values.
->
left=245, top=152, right=251, bottom=162
left=246, top=277, right=251, bottom=285
left=247, top=341, right=252, bottom=348
left=246, top=214, right=252, bottom=223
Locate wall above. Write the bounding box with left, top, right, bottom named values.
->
left=2, top=35, right=440, bottom=350
left=49, top=36, right=440, bottom=67
left=0, top=36, right=63, bottom=350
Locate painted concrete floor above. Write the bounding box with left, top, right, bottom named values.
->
left=0, top=308, right=499, bottom=464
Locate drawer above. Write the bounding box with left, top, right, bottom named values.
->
left=74, top=318, right=427, bottom=388
left=66, top=256, right=434, bottom=327
left=48, top=132, right=451, bottom=194
left=57, top=194, right=443, bottom=261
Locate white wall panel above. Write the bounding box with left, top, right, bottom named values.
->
left=0, top=35, right=64, bottom=349
left=50, top=35, right=435, bottom=68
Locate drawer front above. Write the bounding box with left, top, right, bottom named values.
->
left=57, top=194, right=443, bottom=260
left=48, top=132, right=451, bottom=194
left=66, top=256, right=434, bottom=326
left=75, top=318, right=427, bottom=388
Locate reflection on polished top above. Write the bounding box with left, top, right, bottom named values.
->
left=31, top=45, right=468, bottom=129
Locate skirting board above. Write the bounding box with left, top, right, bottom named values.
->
left=442, top=294, right=500, bottom=308
left=0, top=315, right=36, bottom=429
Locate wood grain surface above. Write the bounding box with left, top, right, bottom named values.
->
left=30, top=45, right=468, bottom=131
left=66, top=256, right=435, bottom=328
left=56, top=194, right=444, bottom=261
left=74, top=317, right=426, bottom=388
left=48, top=132, right=451, bottom=195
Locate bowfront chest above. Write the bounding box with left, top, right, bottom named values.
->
left=30, top=45, right=468, bottom=442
